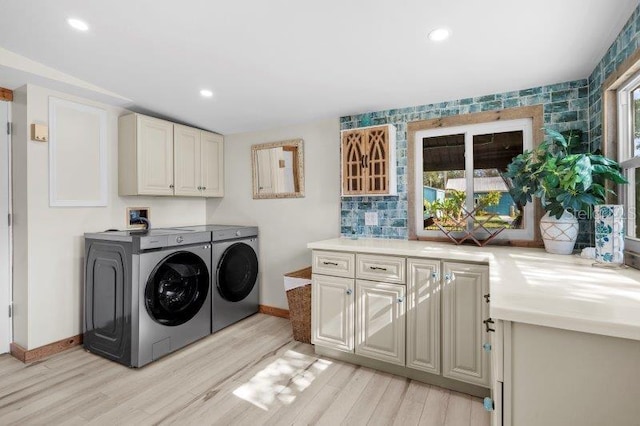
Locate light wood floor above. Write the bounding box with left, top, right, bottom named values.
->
left=0, top=314, right=490, bottom=425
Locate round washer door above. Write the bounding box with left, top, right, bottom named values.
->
left=145, top=251, right=209, bottom=326
left=216, top=242, right=258, bottom=302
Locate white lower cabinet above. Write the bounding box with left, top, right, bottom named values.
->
left=406, top=258, right=441, bottom=374
left=355, top=280, right=405, bottom=366
left=311, top=250, right=491, bottom=397
left=442, top=261, right=491, bottom=387
left=311, top=274, right=354, bottom=351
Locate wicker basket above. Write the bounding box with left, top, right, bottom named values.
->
left=284, top=266, right=312, bottom=343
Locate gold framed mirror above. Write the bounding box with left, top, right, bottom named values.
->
left=251, top=139, right=304, bottom=199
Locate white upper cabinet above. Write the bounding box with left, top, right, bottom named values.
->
left=118, top=113, right=224, bottom=197
left=174, top=124, right=201, bottom=196
left=200, top=131, right=224, bottom=197
left=119, top=114, right=174, bottom=196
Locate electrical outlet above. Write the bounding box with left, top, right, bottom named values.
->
left=365, top=212, right=378, bottom=226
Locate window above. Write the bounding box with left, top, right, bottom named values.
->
left=414, top=119, right=534, bottom=240
left=616, top=71, right=640, bottom=253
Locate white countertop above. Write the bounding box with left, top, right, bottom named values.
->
left=307, top=238, right=640, bottom=341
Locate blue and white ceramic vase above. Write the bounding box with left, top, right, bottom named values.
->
left=594, top=205, right=624, bottom=264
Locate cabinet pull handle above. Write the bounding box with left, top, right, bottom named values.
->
left=484, top=293, right=490, bottom=303
left=363, top=154, right=368, bottom=168
left=322, top=261, right=338, bottom=266
left=369, top=266, right=387, bottom=271
left=346, top=289, right=353, bottom=295
left=361, top=154, right=366, bottom=169
left=483, top=318, right=495, bottom=333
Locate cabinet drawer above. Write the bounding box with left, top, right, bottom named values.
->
left=356, top=254, right=406, bottom=284
left=312, top=251, right=355, bottom=278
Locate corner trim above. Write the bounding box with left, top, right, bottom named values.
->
left=10, top=334, right=83, bottom=363
left=259, top=304, right=290, bottom=319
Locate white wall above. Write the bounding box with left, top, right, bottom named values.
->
left=207, top=119, right=341, bottom=310
left=13, top=84, right=207, bottom=349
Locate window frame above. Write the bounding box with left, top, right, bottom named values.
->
left=413, top=118, right=534, bottom=241
left=616, top=69, right=640, bottom=253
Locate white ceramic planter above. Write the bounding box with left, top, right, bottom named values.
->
left=539, top=211, right=579, bottom=255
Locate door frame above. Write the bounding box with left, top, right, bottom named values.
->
left=0, top=101, right=12, bottom=354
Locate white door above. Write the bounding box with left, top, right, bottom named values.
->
left=311, top=274, right=354, bottom=352
left=0, top=102, right=10, bottom=354
left=200, top=131, right=224, bottom=197
left=406, top=258, right=440, bottom=374
left=442, top=261, right=490, bottom=387
left=136, top=115, right=174, bottom=195
left=355, top=279, right=405, bottom=366
left=173, top=124, right=201, bottom=196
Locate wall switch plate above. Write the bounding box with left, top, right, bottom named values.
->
left=365, top=211, right=378, bottom=226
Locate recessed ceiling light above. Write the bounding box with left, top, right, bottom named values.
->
left=200, top=89, right=214, bottom=98
left=67, top=18, right=89, bottom=32
left=428, top=28, right=451, bottom=42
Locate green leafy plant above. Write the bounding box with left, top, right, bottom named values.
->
left=504, top=129, right=627, bottom=219
left=475, top=191, right=502, bottom=214
left=425, top=190, right=466, bottom=220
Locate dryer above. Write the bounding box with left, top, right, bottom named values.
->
left=84, top=228, right=212, bottom=367
left=211, top=226, right=259, bottom=332
left=180, top=225, right=260, bottom=332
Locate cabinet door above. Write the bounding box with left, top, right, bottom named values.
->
left=174, top=124, right=201, bottom=196
left=406, top=258, right=440, bottom=374
left=365, top=126, right=390, bottom=194
left=311, top=274, right=354, bottom=352
left=341, top=129, right=366, bottom=195
left=136, top=115, right=174, bottom=195
left=442, top=262, right=490, bottom=387
left=355, top=280, right=405, bottom=366
left=200, top=131, right=224, bottom=197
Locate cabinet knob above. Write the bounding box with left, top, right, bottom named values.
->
left=483, top=397, right=494, bottom=412
left=397, top=297, right=404, bottom=303
left=169, top=184, right=174, bottom=189
left=197, top=186, right=202, bottom=190
left=346, top=289, right=353, bottom=295
left=431, top=272, right=439, bottom=280
left=444, top=273, right=452, bottom=283
left=203, top=186, right=206, bottom=190
left=483, top=343, right=492, bottom=352
left=484, top=293, right=490, bottom=303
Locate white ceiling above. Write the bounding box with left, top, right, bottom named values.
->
left=0, top=0, right=637, bottom=134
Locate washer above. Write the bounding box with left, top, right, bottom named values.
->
left=84, top=228, right=212, bottom=367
